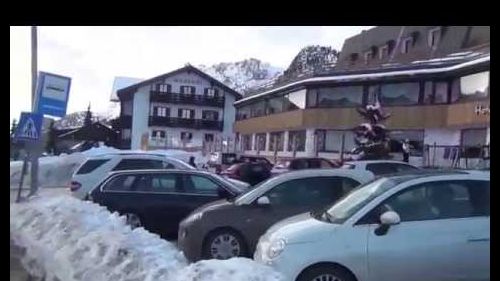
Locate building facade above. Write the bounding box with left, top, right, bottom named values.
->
left=233, top=26, right=490, bottom=167
left=117, top=65, right=242, bottom=150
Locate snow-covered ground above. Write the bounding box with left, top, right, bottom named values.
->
left=10, top=195, right=282, bottom=281
left=10, top=146, right=210, bottom=189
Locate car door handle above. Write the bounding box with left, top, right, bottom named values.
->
left=467, top=238, right=490, bottom=242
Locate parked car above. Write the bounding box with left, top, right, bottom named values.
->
left=70, top=152, right=195, bottom=199
left=271, top=157, right=340, bottom=175
left=177, top=169, right=375, bottom=261
left=255, top=170, right=490, bottom=281
left=88, top=169, right=249, bottom=239
left=239, top=155, right=274, bottom=170
left=221, top=162, right=272, bottom=186
left=341, top=160, right=420, bottom=175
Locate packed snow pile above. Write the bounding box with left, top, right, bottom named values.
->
left=10, top=146, right=210, bottom=189
left=10, top=195, right=283, bottom=281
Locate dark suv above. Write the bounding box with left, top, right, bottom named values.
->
left=221, top=162, right=272, bottom=186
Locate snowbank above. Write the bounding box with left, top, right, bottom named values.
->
left=10, top=195, right=283, bottom=281
left=10, top=146, right=210, bottom=189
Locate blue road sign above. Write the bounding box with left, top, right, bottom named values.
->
left=14, top=112, right=43, bottom=142
left=35, top=71, right=71, bottom=117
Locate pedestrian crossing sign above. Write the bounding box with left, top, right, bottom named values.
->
left=14, top=112, right=43, bottom=142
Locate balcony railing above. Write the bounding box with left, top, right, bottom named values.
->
left=149, top=116, right=224, bottom=131
left=150, top=91, right=225, bottom=107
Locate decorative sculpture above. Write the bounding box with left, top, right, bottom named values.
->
left=352, top=88, right=392, bottom=160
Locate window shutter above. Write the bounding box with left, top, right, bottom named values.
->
left=153, top=107, right=158, bottom=116
left=204, top=88, right=208, bottom=95
left=214, top=111, right=219, bottom=120
left=190, top=110, right=195, bottom=119
left=166, top=108, right=170, bottom=117
left=214, top=89, right=219, bottom=97
left=191, top=86, right=196, bottom=94
left=178, top=109, right=182, bottom=118
left=167, top=84, right=171, bottom=93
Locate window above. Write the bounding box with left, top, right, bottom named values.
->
left=103, top=175, right=136, bottom=192
left=243, top=134, right=252, bottom=151
left=364, top=51, right=372, bottom=64
left=317, top=86, right=363, bottom=108
left=288, top=130, right=306, bottom=152
left=112, top=159, right=164, bottom=171
left=401, top=37, right=412, bottom=54
left=205, top=88, right=217, bottom=98
left=151, top=130, right=166, bottom=139
left=181, top=86, right=195, bottom=94
left=255, top=133, right=267, bottom=151
left=366, top=163, right=419, bottom=175
left=306, top=89, right=318, bottom=107
left=269, top=132, right=284, bottom=152
left=428, top=27, right=441, bottom=48
left=388, top=130, right=424, bottom=156
left=452, top=71, right=490, bottom=102
left=317, top=130, right=356, bottom=153
left=379, top=83, right=420, bottom=106
left=250, top=101, right=266, bottom=118
left=264, top=177, right=361, bottom=206
left=283, top=90, right=307, bottom=111
left=424, top=81, right=449, bottom=104
left=155, top=84, right=171, bottom=93
left=181, top=132, right=193, bottom=142
left=379, top=45, right=389, bottom=59
left=462, top=128, right=487, bottom=147
left=184, top=175, right=220, bottom=195
left=237, top=106, right=251, bottom=120
left=202, top=110, right=219, bottom=121
left=151, top=173, right=178, bottom=192
left=380, top=180, right=489, bottom=222
left=76, top=159, right=110, bottom=175
left=178, top=108, right=195, bottom=119
left=204, top=133, right=214, bottom=142
left=266, top=96, right=284, bottom=114
left=122, top=129, right=131, bottom=140
left=153, top=106, right=169, bottom=117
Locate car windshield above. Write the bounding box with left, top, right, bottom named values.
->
left=233, top=176, right=279, bottom=205
left=323, top=177, right=397, bottom=224
left=166, top=157, right=195, bottom=170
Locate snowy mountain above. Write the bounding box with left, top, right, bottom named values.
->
left=199, top=58, right=283, bottom=95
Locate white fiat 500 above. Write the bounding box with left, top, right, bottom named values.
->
left=255, top=170, right=490, bottom=281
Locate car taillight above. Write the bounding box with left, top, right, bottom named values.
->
left=70, top=181, right=82, bottom=192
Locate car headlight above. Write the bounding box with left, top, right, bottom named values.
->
left=267, top=239, right=286, bottom=259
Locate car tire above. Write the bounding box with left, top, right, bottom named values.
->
left=123, top=212, right=142, bottom=229
left=297, top=264, right=356, bottom=281
left=202, top=229, right=248, bottom=260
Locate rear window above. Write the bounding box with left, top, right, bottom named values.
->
left=76, top=159, right=110, bottom=175
left=112, top=159, right=164, bottom=171
left=342, top=164, right=355, bottom=169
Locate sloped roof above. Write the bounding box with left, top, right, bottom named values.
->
left=117, top=65, right=242, bottom=100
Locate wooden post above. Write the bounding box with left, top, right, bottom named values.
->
left=273, top=135, right=278, bottom=164
left=292, top=134, right=297, bottom=158
left=340, top=133, right=345, bottom=162
left=432, top=142, right=436, bottom=168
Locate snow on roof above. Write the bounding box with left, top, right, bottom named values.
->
left=110, top=76, right=144, bottom=101
left=235, top=55, right=490, bottom=105
left=10, top=195, right=283, bottom=281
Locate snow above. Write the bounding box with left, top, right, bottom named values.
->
left=10, top=195, right=283, bottom=281
left=10, top=146, right=210, bottom=189
left=235, top=55, right=490, bottom=104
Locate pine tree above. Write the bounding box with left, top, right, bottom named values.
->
left=10, top=119, right=17, bottom=136
left=84, top=103, right=92, bottom=127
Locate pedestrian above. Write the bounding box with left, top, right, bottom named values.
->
left=402, top=139, right=410, bottom=163
left=188, top=156, right=197, bottom=168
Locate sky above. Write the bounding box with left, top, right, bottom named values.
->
left=10, top=26, right=373, bottom=124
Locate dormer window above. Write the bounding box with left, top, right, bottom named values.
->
left=379, top=45, right=389, bottom=59
left=428, top=27, right=441, bottom=48
left=401, top=37, right=413, bottom=54
left=364, top=51, right=372, bottom=65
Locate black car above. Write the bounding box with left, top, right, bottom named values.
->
left=88, top=169, right=248, bottom=239
left=221, top=162, right=272, bottom=186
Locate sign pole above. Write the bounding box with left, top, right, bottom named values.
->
left=29, top=26, right=39, bottom=197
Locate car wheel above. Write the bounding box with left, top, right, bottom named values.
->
left=203, top=229, right=248, bottom=260
left=124, top=213, right=142, bottom=229
left=297, top=264, right=356, bottom=281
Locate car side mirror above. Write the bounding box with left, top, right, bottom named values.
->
left=375, top=211, right=400, bottom=236
left=256, top=196, right=270, bottom=206
left=217, top=188, right=231, bottom=199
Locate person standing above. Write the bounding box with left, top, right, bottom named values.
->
left=402, top=139, right=411, bottom=163
left=188, top=156, right=197, bottom=168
